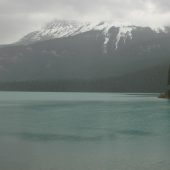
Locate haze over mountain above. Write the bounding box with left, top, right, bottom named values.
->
left=0, top=20, right=170, bottom=92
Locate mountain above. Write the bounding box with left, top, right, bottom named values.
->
left=18, top=20, right=168, bottom=50
left=0, top=20, right=170, bottom=92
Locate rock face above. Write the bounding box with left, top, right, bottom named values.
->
left=159, top=67, right=170, bottom=99
left=159, top=92, right=170, bottom=99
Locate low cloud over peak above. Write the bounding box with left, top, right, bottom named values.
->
left=1, top=0, right=170, bottom=44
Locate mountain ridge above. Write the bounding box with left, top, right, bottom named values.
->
left=18, top=20, right=169, bottom=51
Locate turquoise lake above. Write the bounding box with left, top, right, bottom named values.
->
left=0, top=92, right=170, bottom=170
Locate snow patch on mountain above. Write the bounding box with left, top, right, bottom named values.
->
left=41, top=20, right=82, bottom=38
left=115, top=26, right=136, bottom=49
left=151, top=26, right=168, bottom=34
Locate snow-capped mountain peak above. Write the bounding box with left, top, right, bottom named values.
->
left=19, top=20, right=167, bottom=51
left=41, top=20, right=83, bottom=38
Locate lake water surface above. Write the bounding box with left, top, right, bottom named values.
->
left=0, top=92, right=170, bottom=170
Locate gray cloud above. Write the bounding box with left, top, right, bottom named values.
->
left=0, top=0, right=170, bottom=44
left=152, top=0, right=170, bottom=12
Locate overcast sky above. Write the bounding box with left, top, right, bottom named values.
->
left=1, top=0, right=170, bottom=44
